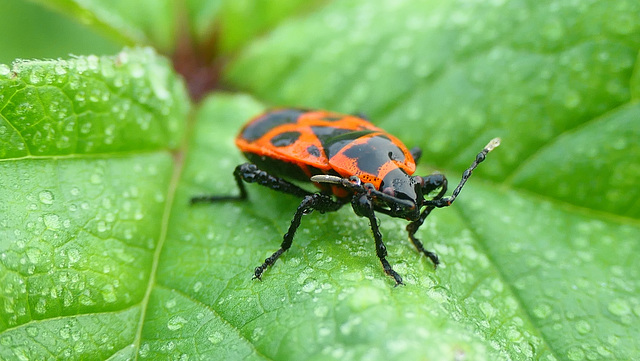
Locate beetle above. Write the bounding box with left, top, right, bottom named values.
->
left=191, top=108, right=500, bottom=285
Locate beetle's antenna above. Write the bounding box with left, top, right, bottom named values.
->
left=425, top=137, right=501, bottom=208
left=311, top=175, right=364, bottom=193
left=310, top=175, right=343, bottom=185
left=312, top=175, right=415, bottom=209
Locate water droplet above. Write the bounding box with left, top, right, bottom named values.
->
left=90, top=174, right=102, bottom=184
left=208, top=331, right=224, bottom=344
left=193, top=282, right=203, bottom=292
left=35, top=298, right=47, bottom=314
left=567, top=346, right=585, bottom=361
left=251, top=327, right=264, bottom=340
left=75, top=91, right=85, bottom=102
left=26, top=326, right=38, bottom=337
left=55, top=64, right=67, bottom=75
left=75, top=57, right=89, bottom=73
left=533, top=303, right=552, bottom=319
left=68, top=248, right=80, bottom=263
left=86, top=55, right=99, bottom=70
left=0, top=64, right=10, bottom=76
left=165, top=298, right=177, bottom=308
left=314, top=305, right=329, bottom=317
left=480, top=302, right=496, bottom=318
left=79, top=290, right=95, bottom=306
left=38, top=190, right=54, bottom=205
left=130, top=63, right=145, bottom=78
left=29, top=70, right=43, bottom=84
left=575, top=320, right=591, bottom=334
left=44, top=214, right=60, bottom=229
left=26, top=248, right=41, bottom=264
left=607, top=298, right=630, bottom=316
left=596, top=345, right=612, bottom=358
left=101, top=284, right=117, bottom=303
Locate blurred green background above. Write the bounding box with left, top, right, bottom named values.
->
left=0, top=1, right=119, bottom=64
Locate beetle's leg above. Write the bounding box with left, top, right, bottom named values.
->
left=421, top=173, right=448, bottom=198
left=254, top=193, right=343, bottom=280
left=353, top=194, right=404, bottom=286
left=191, top=163, right=312, bottom=204
left=406, top=206, right=439, bottom=268
left=425, top=138, right=500, bottom=208
left=409, top=146, right=422, bottom=164
left=407, top=173, right=449, bottom=267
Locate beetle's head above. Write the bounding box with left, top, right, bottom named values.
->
left=376, top=168, right=423, bottom=220
left=311, top=169, right=437, bottom=221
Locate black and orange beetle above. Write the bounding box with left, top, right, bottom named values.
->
left=192, top=109, right=500, bottom=285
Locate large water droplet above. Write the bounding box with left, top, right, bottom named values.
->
left=208, top=331, right=224, bottom=344
left=567, top=346, right=585, bottom=361
left=533, top=303, right=552, bottom=319
left=39, top=190, right=54, bottom=205
left=44, top=214, right=60, bottom=229
left=167, top=316, right=187, bottom=331
left=0, top=64, right=10, bottom=76
left=575, top=320, right=591, bottom=335
left=607, top=298, right=630, bottom=316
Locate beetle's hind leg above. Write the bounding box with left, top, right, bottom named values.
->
left=190, top=162, right=313, bottom=204
left=254, top=193, right=344, bottom=280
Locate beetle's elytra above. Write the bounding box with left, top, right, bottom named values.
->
left=192, top=108, right=500, bottom=285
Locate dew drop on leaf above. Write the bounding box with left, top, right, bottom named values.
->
left=566, top=346, right=585, bottom=361
left=607, top=298, right=631, bottom=316
left=532, top=303, right=552, bottom=319
left=26, top=248, right=41, bottom=264
left=167, top=316, right=187, bottom=331
left=575, top=320, right=591, bottom=334
left=35, top=298, right=46, bottom=314
left=207, top=331, right=224, bottom=344
left=0, top=64, right=10, bottom=76
left=38, top=190, right=54, bottom=205
left=26, top=326, right=38, bottom=337
left=165, top=298, right=177, bottom=308
left=44, top=214, right=60, bottom=229
left=193, top=281, right=202, bottom=292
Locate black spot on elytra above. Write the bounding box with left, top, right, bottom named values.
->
left=270, top=131, right=301, bottom=147
left=341, top=135, right=406, bottom=174
left=241, top=109, right=306, bottom=141
left=307, top=144, right=322, bottom=157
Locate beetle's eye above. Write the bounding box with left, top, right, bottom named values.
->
left=382, top=187, right=395, bottom=197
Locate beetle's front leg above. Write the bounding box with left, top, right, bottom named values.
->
left=406, top=173, right=449, bottom=268
left=353, top=194, right=404, bottom=286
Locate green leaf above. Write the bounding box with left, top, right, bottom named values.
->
left=0, top=47, right=190, bottom=359
left=0, top=1, right=119, bottom=64
left=223, top=0, right=639, bottom=359
left=31, top=0, right=178, bottom=51
left=34, top=0, right=325, bottom=55
left=2, top=0, right=640, bottom=360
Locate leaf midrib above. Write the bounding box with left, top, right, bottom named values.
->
left=131, top=146, right=186, bottom=360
